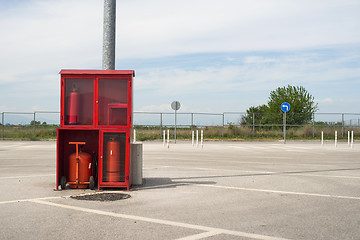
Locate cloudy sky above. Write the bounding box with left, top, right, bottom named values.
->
left=1, top=0, right=360, bottom=115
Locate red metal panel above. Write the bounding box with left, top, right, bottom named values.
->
left=59, top=69, right=135, bottom=77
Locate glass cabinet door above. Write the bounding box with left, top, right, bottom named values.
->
left=64, top=78, right=94, bottom=125
left=98, top=78, right=128, bottom=126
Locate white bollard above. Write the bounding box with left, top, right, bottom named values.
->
left=348, top=131, right=350, bottom=146
left=321, top=131, right=324, bottom=145
left=191, top=131, right=194, bottom=146
left=201, top=129, right=203, bottom=148
left=167, top=129, right=170, bottom=148
left=196, top=130, right=199, bottom=148
left=335, top=130, right=337, bottom=148
left=133, top=129, right=136, bottom=143
left=163, top=130, right=166, bottom=146
left=351, top=130, right=354, bottom=148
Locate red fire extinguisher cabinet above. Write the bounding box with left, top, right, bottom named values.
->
left=56, top=69, right=134, bottom=190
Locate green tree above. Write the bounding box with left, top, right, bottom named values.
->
left=243, top=85, right=318, bottom=125
left=30, top=120, right=41, bottom=125
left=241, top=104, right=268, bottom=125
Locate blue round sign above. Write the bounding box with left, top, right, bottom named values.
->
left=281, top=102, right=290, bottom=112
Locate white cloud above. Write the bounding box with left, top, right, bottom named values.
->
left=317, top=98, right=334, bottom=104
left=138, top=104, right=172, bottom=112
left=0, top=0, right=360, bottom=113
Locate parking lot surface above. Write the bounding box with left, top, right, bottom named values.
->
left=1, top=140, right=360, bottom=240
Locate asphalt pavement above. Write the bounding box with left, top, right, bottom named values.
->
left=1, top=140, right=360, bottom=240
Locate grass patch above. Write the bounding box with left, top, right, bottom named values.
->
left=1, top=124, right=359, bottom=141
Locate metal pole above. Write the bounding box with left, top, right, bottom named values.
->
left=160, top=113, right=162, bottom=138
left=103, top=0, right=116, bottom=70
left=191, top=113, right=194, bottom=130
left=283, top=112, right=286, bottom=144
left=312, top=113, right=315, bottom=138
left=33, top=112, right=36, bottom=133
left=1, top=112, right=4, bottom=139
left=252, top=112, right=255, bottom=136
left=341, top=113, right=344, bottom=137
left=222, top=113, right=225, bottom=138
left=174, top=110, right=177, bottom=143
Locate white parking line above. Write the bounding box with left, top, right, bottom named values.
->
left=0, top=174, right=55, bottom=179
left=29, top=199, right=290, bottom=240
left=0, top=195, right=66, bottom=205
left=175, top=230, right=222, bottom=240
left=149, top=165, right=360, bottom=180
left=198, top=184, right=360, bottom=200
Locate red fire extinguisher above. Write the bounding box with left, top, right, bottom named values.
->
left=67, top=142, right=92, bottom=189
left=68, top=86, right=79, bottom=125
left=105, top=139, right=121, bottom=182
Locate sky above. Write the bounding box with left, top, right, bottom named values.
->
left=1, top=0, right=360, bottom=118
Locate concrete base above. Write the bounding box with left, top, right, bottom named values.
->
left=130, top=142, right=143, bottom=186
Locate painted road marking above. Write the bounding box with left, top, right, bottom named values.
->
left=0, top=196, right=67, bottom=205
left=198, top=184, right=360, bottom=200
left=0, top=174, right=55, bottom=179
left=148, top=165, right=360, bottom=180
left=29, top=199, right=290, bottom=240
left=175, top=230, right=222, bottom=240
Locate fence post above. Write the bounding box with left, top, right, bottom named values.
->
left=252, top=112, right=255, bottom=136
left=160, top=113, right=163, bottom=138
left=1, top=112, right=4, bottom=139
left=312, top=113, right=315, bottom=138
left=191, top=113, right=194, bottom=130
left=33, top=112, right=36, bottom=133
left=342, top=113, right=344, bottom=137
left=222, top=113, right=225, bottom=138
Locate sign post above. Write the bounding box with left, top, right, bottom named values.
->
left=281, top=102, right=290, bottom=144
left=171, top=101, right=181, bottom=143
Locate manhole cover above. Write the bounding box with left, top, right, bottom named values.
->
left=71, top=193, right=131, bottom=201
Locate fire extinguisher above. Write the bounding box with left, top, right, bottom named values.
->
left=68, top=85, right=79, bottom=125
left=106, top=139, right=121, bottom=182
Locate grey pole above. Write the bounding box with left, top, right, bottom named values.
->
left=160, top=113, right=163, bottom=138
left=341, top=113, right=344, bottom=137
left=191, top=113, right=194, bottom=130
left=252, top=112, right=255, bottom=136
left=33, top=112, right=36, bottom=133
left=2, top=112, right=4, bottom=139
left=283, top=112, right=286, bottom=144
left=312, top=113, right=315, bottom=138
left=222, top=113, right=225, bottom=137
left=103, top=0, right=116, bottom=70
left=174, top=110, right=177, bottom=143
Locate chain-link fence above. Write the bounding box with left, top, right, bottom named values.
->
left=1, top=111, right=360, bottom=139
